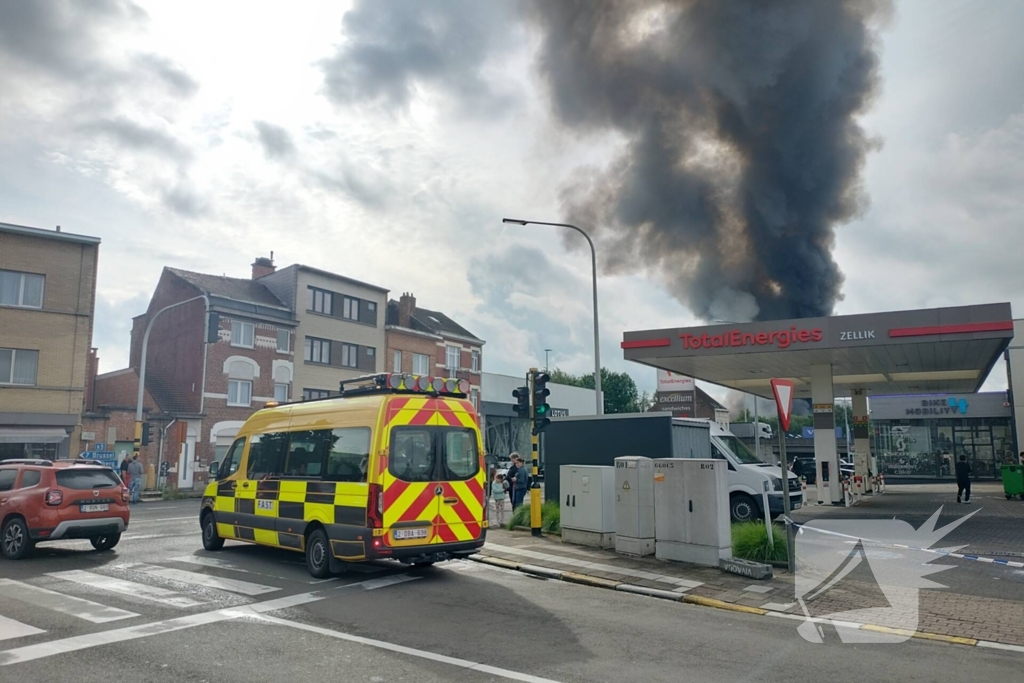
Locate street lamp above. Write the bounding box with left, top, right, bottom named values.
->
left=502, top=218, right=603, bottom=415
left=135, top=295, right=210, bottom=460
left=544, top=348, right=552, bottom=372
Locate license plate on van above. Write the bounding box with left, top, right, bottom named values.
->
left=80, top=504, right=109, bottom=513
left=393, top=528, right=428, bottom=540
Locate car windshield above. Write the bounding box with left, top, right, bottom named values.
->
left=716, top=435, right=764, bottom=465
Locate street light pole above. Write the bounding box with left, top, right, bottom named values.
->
left=502, top=218, right=603, bottom=415
left=544, top=349, right=552, bottom=372
left=135, top=295, right=209, bottom=459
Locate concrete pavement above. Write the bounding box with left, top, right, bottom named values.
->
left=1, top=499, right=1021, bottom=682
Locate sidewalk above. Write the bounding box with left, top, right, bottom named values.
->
left=473, top=527, right=1024, bottom=651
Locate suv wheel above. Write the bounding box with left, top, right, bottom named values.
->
left=1, top=517, right=34, bottom=560
left=202, top=513, right=224, bottom=551
left=90, top=533, right=121, bottom=551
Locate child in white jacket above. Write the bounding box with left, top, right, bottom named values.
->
left=490, top=472, right=509, bottom=526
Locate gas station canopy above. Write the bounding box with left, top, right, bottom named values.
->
left=621, top=303, right=1014, bottom=399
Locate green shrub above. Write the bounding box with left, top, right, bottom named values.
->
left=732, top=521, right=788, bottom=563
left=507, top=500, right=561, bottom=534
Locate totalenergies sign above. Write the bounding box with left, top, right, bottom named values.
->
left=657, top=370, right=695, bottom=392
left=681, top=326, right=824, bottom=350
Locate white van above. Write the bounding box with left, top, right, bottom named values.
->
left=675, top=418, right=802, bottom=522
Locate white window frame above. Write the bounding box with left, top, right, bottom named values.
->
left=230, top=321, right=255, bottom=348
left=471, top=349, right=479, bottom=373
left=392, top=350, right=402, bottom=373
left=470, top=387, right=480, bottom=411
left=412, top=353, right=430, bottom=375
left=274, top=383, right=289, bottom=402
left=0, top=348, right=39, bottom=386
left=276, top=329, right=290, bottom=353
left=227, top=379, right=252, bottom=407
left=0, top=270, right=44, bottom=309
left=446, top=345, right=460, bottom=371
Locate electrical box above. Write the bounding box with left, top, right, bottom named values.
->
left=614, top=456, right=655, bottom=556
left=653, top=458, right=731, bottom=566
left=560, top=465, right=616, bottom=548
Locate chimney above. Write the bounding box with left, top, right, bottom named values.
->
left=398, top=292, right=416, bottom=328
left=251, top=254, right=275, bottom=279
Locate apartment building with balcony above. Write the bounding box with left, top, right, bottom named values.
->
left=385, top=293, right=484, bottom=411
left=258, top=259, right=388, bottom=400
left=0, top=222, right=100, bottom=461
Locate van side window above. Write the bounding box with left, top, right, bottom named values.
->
left=221, top=437, right=245, bottom=479
left=324, top=428, right=371, bottom=483
left=712, top=446, right=736, bottom=471
left=247, top=432, right=290, bottom=479
left=284, top=430, right=326, bottom=478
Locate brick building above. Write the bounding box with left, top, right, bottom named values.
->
left=258, top=259, right=388, bottom=399
left=126, top=266, right=297, bottom=490
left=80, top=349, right=186, bottom=484
left=0, top=222, right=99, bottom=461
left=385, top=293, right=484, bottom=411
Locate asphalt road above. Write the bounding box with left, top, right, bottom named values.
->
left=0, top=499, right=1020, bottom=682
left=791, top=483, right=1024, bottom=601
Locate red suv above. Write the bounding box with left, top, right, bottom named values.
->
left=0, top=459, right=131, bottom=560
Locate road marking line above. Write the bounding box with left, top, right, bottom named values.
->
left=120, top=532, right=195, bottom=541
left=356, top=575, right=420, bottom=591
left=0, top=579, right=138, bottom=624
left=45, top=571, right=206, bottom=609
left=0, top=616, right=44, bottom=642
left=978, top=640, right=1024, bottom=654
left=125, top=564, right=279, bottom=596
left=0, top=574, right=415, bottom=666
left=251, top=613, right=565, bottom=683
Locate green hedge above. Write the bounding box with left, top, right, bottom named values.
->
left=731, top=521, right=788, bottom=563
left=507, top=500, right=561, bottom=534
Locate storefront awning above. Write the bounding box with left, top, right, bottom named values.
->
left=0, top=427, right=69, bottom=444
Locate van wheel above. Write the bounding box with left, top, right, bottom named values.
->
left=202, top=513, right=224, bottom=551
left=730, top=494, right=759, bottom=523
left=91, top=533, right=120, bottom=551
left=1, top=517, right=33, bottom=560
left=306, top=528, right=332, bottom=579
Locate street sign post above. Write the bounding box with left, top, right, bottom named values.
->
left=770, top=378, right=796, bottom=573
left=80, top=450, right=117, bottom=469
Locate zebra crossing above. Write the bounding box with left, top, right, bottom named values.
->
left=0, top=557, right=484, bottom=648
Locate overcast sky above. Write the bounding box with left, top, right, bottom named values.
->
left=1, top=0, right=1021, bottom=406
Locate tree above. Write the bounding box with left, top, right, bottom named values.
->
left=549, top=367, right=644, bottom=414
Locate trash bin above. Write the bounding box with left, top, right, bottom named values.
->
left=1000, top=464, right=1024, bottom=500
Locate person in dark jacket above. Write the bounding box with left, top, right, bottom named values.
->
left=511, top=455, right=530, bottom=510
left=955, top=454, right=972, bottom=504
left=506, top=455, right=520, bottom=510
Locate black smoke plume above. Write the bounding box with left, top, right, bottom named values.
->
left=527, top=0, right=891, bottom=321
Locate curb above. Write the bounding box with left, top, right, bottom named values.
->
left=467, top=553, right=1024, bottom=654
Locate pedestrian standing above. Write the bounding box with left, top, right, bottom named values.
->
left=506, top=454, right=520, bottom=510
left=490, top=472, right=509, bottom=526
left=119, top=456, right=130, bottom=487
left=955, top=454, right=972, bottom=504
left=511, top=456, right=530, bottom=510
left=128, top=455, right=144, bottom=504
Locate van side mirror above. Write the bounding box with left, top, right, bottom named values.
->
left=209, top=460, right=220, bottom=479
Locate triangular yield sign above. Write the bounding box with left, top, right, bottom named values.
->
left=770, top=378, right=795, bottom=432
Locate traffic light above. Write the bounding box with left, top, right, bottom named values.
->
left=532, top=371, right=551, bottom=433
left=512, top=385, right=530, bottom=418
left=140, top=422, right=152, bottom=446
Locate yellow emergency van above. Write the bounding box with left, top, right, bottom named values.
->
left=198, top=373, right=487, bottom=577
